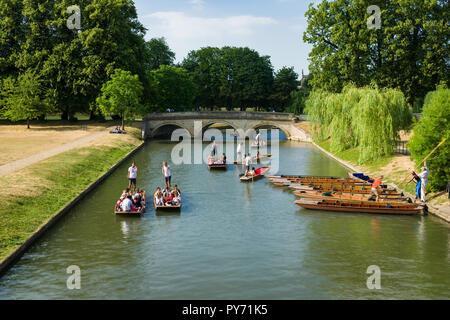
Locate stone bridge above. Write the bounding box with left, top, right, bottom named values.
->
left=142, top=111, right=311, bottom=141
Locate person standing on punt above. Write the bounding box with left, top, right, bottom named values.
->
left=211, top=140, right=217, bottom=157
left=370, top=175, right=383, bottom=201
left=127, top=161, right=138, bottom=191
left=162, top=161, right=171, bottom=189
left=244, top=153, right=252, bottom=176
left=415, top=161, right=429, bottom=202
left=237, top=142, right=243, bottom=163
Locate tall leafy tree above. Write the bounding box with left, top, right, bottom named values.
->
left=2, top=71, right=50, bottom=128
left=147, top=65, right=197, bottom=112
left=270, top=67, right=300, bottom=112
left=144, top=37, right=176, bottom=71
left=409, top=86, right=450, bottom=191
left=182, top=47, right=223, bottom=110
left=97, top=69, right=143, bottom=130
left=304, top=0, right=449, bottom=104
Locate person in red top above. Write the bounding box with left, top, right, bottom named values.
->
left=370, top=175, right=383, bottom=201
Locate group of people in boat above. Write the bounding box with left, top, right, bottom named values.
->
left=154, top=185, right=181, bottom=207
left=208, top=153, right=227, bottom=165
left=116, top=188, right=146, bottom=212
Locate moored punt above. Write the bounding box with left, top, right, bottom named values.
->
left=295, top=199, right=421, bottom=215
left=269, top=178, right=370, bottom=186
left=294, top=191, right=411, bottom=205
left=289, top=184, right=401, bottom=195
left=294, top=190, right=407, bottom=202
left=114, top=206, right=146, bottom=217
left=240, top=166, right=270, bottom=182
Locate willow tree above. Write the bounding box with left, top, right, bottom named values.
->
left=305, top=85, right=412, bottom=163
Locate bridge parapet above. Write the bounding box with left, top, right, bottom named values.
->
left=144, top=111, right=298, bottom=122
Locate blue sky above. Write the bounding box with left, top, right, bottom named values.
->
left=134, top=0, right=321, bottom=76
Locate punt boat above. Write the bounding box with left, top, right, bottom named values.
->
left=154, top=198, right=182, bottom=212
left=295, top=199, right=421, bottom=215
left=294, top=191, right=410, bottom=204
left=115, top=205, right=146, bottom=217
left=208, top=162, right=227, bottom=169
left=240, top=166, right=270, bottom=182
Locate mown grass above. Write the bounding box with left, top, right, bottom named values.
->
left=0, top=130, right=142, bottom=262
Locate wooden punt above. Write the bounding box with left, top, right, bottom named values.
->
left=240, top=166, right=270, bottom=182
left=114, top=206, right=146, bottom=217
left=208, top=162, right=227, bottom=169
left=294, top=191, right=410, bottom=205
left=270, top=178, right=370, bottom=187
left=233, top=154, right=272, bottom=164
left=294, top=190, right=407, bottom=202
left=289, top=184, right=401, bottom=195
left=154, top=198, right=181, bottom=212
left=295, top=199, right=421, bottom=215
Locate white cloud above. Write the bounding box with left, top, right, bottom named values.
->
left=146, top=11, right=276, bottom=39
left=144, top=11, right=277, bottom=62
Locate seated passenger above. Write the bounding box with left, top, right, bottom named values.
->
left=221, top=153, right=227, bottom=164
left=171, top=185, right=181, bottom=204
left=133, top=197, right=142, bottom=209
left=248, top=167, right=256, bottom=175
left=121, top=195, right=133, bottom=211
left=163, top=188, right=172, bottom=205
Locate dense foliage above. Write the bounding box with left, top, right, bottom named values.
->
left=182, top=47, right=300, bottom=111
left=304, top=0, right=449, bottom=107
left=96, top=69, right=143, bottom=130
left=305, top=85, right=412, bottom=163
left=408, top=86, right=450, bottom=191
left=147, top=65, right=197, bottom=112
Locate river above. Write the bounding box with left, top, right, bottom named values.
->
left=0, top=140, right=449, bottom=299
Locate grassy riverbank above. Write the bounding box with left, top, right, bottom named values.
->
left=0, top=127, right=142, bottom=262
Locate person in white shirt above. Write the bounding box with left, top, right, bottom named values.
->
left=121, top=196, right=133, bottom=212
left=244, top=153, right=252, bottom=175
left=417, top=161, right=430, bottom=202
left=255, top=132, right=261, bottom=145
left=162, top=161, right=171, bottom=188
left=237, top=142, right=243, bottom=163
left=127, top=162, right=138, bottom=191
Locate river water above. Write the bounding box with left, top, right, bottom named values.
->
left=0, top=140, right=449, bottom=299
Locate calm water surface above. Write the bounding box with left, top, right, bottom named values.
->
left=0, top=140, right=449, bottom=299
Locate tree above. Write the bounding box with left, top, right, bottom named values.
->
left=147, top=65, right=196, bottom=112
left=270, top=67, right=299, bottom=112
left=1, top=71, right=50, bottom=128
left=305, top=84, right=412, bottom=163
left=287, top=74, right=312, bottom=114
left=408, top=86, right=450, bottom=191
left=144, top=37, right=176, bottom=71
left=181, top=47, right=223, bottom=110
left=217, top=46, right=274, bottom=111
left=96, top=69, right=143, bottom=130
left=303, top=0, right=449, bottom=104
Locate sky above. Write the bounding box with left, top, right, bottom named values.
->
left=133, top=0, right=321, bottom=76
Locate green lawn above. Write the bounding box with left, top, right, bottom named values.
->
left=0, top=129, right=142, bottom=262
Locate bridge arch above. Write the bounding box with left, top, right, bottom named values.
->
left=150, top=123, right=192, bottom=139
left=251, top=121, right=291, bottom=139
